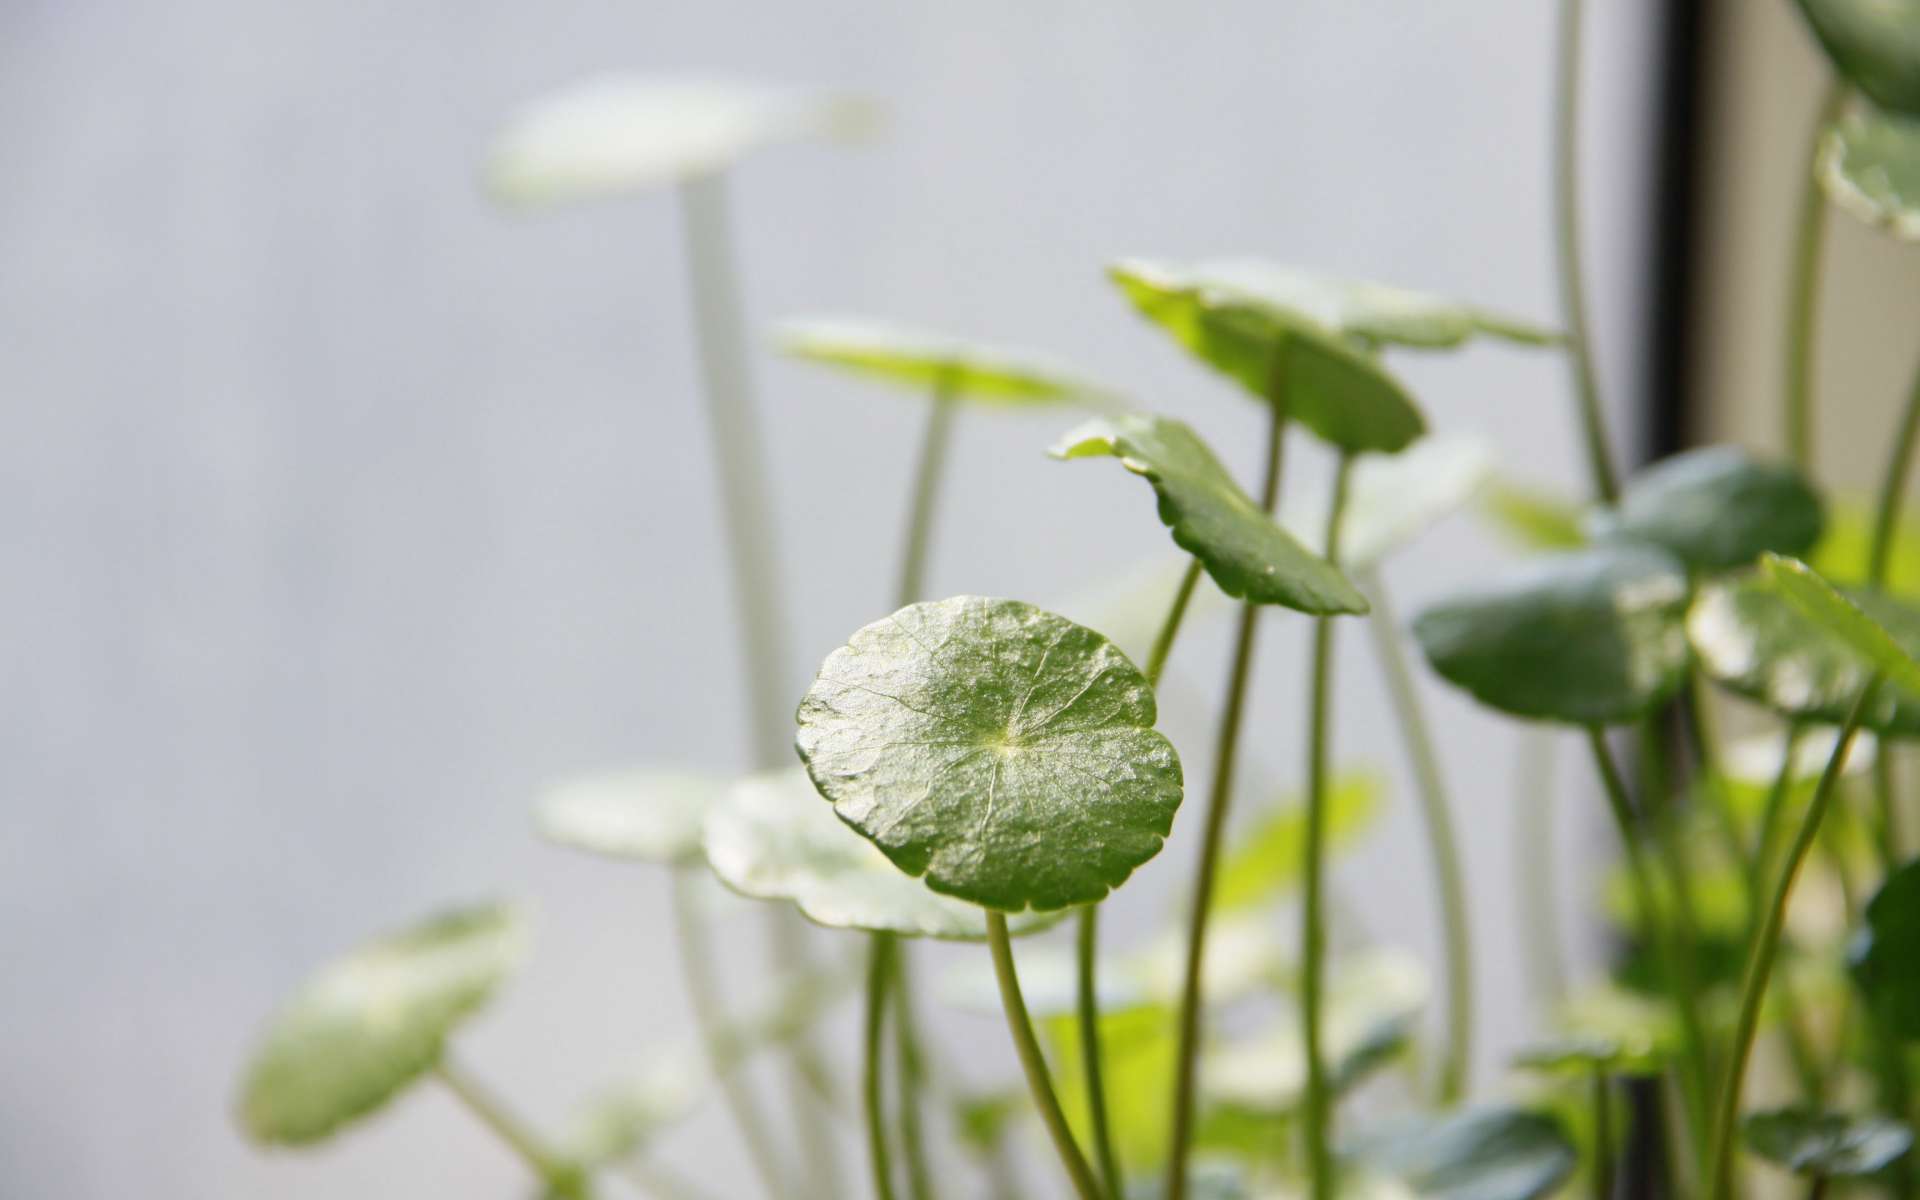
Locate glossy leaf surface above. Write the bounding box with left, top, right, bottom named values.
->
left=777, top=317, right=1108, bottom=404
left=1821, top=104, right=1920, bottom=240
left=1052, top=413, right=1368, bottom=615
left=1347, top=1106, right=1577, bottom=1200
left=796, top=596, right=1183, bottom=911
left=236, top=903, right=525, bottom=1144
left=1596, top=446, right=1824, bottom=572
left=1285, top=436, right=1495, bottom=571
left=1742, top=1107, right=1913, bottom=1177
left=485, top=76, right=878, bottom=206
left=533, top=768, right=720, bottom=864
left=1852, top=859, right=1920, bottom=1038
left=1792, top=0, right=1920, bottom=116
left=1412, top=544, right=1692, bottom=725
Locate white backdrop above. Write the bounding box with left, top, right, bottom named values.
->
left=0, top=2, right=1660, bottom=1195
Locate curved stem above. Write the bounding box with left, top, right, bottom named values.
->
left=865, top=933, right=900, bottom=1200
left=897, top=382, right=959, bottom=608
left=987, top=913, right=1105, bottom=1200
left=1783, top=80, right=1849, bottom=475
left=1077, top=907, right=1124, bottom=1199
left=1359, top=568, right=1474, bottom=1106
left=1706, top=682, right=1880, bottom=1200
left=1553, top=0, right=1620, bottom=502
left=1146, top=561, right=1205, bottom=688
left=671, top=867, right=788, bottom=1197
left=1302, top=453, right=1357, bottom=1200
left=1591, top=1067, right=1615, bottom=1200
left=892, top=945, right=937, bottom=1200
left=1165, top=397, right=1287, bottom=1200
left=1868, top=359, right=1920, bottom=587
left=1748, top=724, right=1810, bottom=908
left=434, top=1056, right=586, bottom=1197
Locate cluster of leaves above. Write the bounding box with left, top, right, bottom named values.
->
left=232, top=3, right=1920, bottom=1199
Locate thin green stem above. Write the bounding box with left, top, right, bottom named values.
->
left=1302, top=453, right=1357, bottom=1200
left=897, top=381, right=959, bottom=608
left=434, top=1056, right=586, bottom=1197
left=1514, top=731, right=1568, bottom=1013
left=1077, top=906, right=1124, bottom=1199
left=1146, top=560, right=1205, bottom=688
left=1749, top=724, right=1810, bottom=907
left=1636, top=721, right=1714, bottom=1120
left=1783, top=79, right=1850, bottom=473
left=1706, top=681, right=1880, bottom=1200
left=670, top=867, right=787, bottom=1197
left=988, top=913, right=1105, bottom=1200
left=1165, top=394, right=1287, bottom=1200
left=1553, top=0, right=1620, bottom=502
left=865, top=933, right=900, bottom=1200
left=1591, top=1068, right=1614, bottom=1200
left=892, top=945, right=937, bottom=1200
left=1868, top=359, right=1920, bottom=587
left=1359, top=567, right=1473, bottom=1106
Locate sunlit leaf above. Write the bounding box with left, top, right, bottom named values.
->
left=1594, top=446, right=1824, bottom=572
left=1511, top=1033, right=1661, bottom=1078
left=1821, top=103, right=1920, bottom=240
left=1412, top=544, right=1692, bottom=725
left=1346, top=1106, right=1577, bottom=1200
left=1813, top=497, right=1920, bottom=592
left=1792, top=0, right=1920, bottom=117
left=705, top=769, right=1057, bottom=938
left=1762, top=554, right=1920, bottom=698
left=533, top=769, right=720, bottom=864
left=1052, top=413, right=1369, bottom=615
left=1743, top=1108, right=1914, bottom=1178
left=796, top=596, right=1184, bottom=911
left=484, top=75, right=879, bottom=206
left=776, top=316, right=1111, bottom=405
left=1108, top=260, right=1427, bottom=453
left=236, top=903, right=526, bottom=1145
left=1285, top=437, right=1495, bottom=570
left=1048, top=1004, right=1180, bottom=1171
left=1479, top=481, right=1589, bottom=551
left=1851, top=859, right=1920, bottom=1038
left=1549, top=984, right=1681, bottom=1074
left=1214, top=774, right=1385, bottom=911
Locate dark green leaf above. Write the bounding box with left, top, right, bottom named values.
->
left=1742, top=1108, right=1913, bottom=1178
left=1051, top=413, right=1369, bottom=615
left=1852, top=859, right=1920, bottom=1038
left=776, top=316, right=1111, bottom=405
left=1792, top=0, right=1920, bottom=117
left=1821, top=103, right=1920, bottom=240
left=1762, top=554, right=1920, bottom=698
left=1108, top=260, right=1428, bottom=453
left=704, top=769, right=1054, bottom=938
left=1285, top=436, right=1495, bottom=570
left=1347, top=1106, right=1577, bottom=1200
left=1412, top=544, right=1692, bottom=725
left=796, top=596, right=1184, bottom=911
left=533, top=768, right=720, bottom=864
left=1596, top=446, right=1824, bottom=572
left=236, top=903, right=526, bottom=1145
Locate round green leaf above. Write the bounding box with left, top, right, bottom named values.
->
left=1109, top=259, right=1427, bottom=453
left=1793, top=0, right=1920, bottom=117
left=236, top=903, right=526, bottom=1145
left=1412, top=544, right=1692, bottom=725
left=795, top=596, right=1184, bottom=911
left=1851, top=859, right=1920, bottom=1038
left=484, top=76, right=880, bottom=207
left=1689, top=571, right=1920, bottom=734
left=1346, top=1106, right=1578, bottom=1200
left=562, top=1059, right=703, bottom=1166
left=776, top=316, right=1111, bottom=405
left=1595, top=446, right=1825, bottom=573
left=1479, top=480, right=1589, bottom=552
left=704, top=769, right=1055, bottom=938
left=1821, top=104, right=1920, bottom=240
left=533, top=768, right=720, bottom=864
left=1051, top=413, right=1369, bottom=616
left=1743, top=1108, right=1913, bottom=1178
left=1285, top=436, right=1495, bottom=571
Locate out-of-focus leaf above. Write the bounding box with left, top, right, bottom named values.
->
left=1813, top=498, right=1920, bottom=593
left=1548, top=985, right=1681, bottom=1075
left=236, top=903, right=526, bottom=1145
left=1284, top=437, right=1495, bottom=570
left=1051, top=556, right=1234, bottom=667
left=1346, top=1106, right=1578, bottom=1200
left=796, top=596, right=1183, bottom=911
left=1511, top=1033, right=1661, bottom=1078
left=484, top=76, right=878, bottom=206
left=1821, top=104, right=1920, bottom=240
left=1122, top=1160, right=1255, bottom=1200
left=1049, top=1004, right=1180, bottom=1172
left=1412, top=544, right=1691, bottom=725
left=954, top=1090, right=1025, bottom=1154
left=1851, top=859, right=1920, bottom=1038
left=1052, top=413, right=1368, bottom=615
left=1214, top=774, right=1385, bottom=911
left=1763, top=554, right=1920, bottom=699
left=1129, top=912, right=1288, bottom=1006
left=1594, top=446, right=1824, bottom=572
left=1719, top=728, right=1877, bottom=822
left=1791, top=0, right=1920, bottom=117
left=1743, top=1107, right=1914, bottom=1177
left=776, top=316, right=1111, bottom=405
left=937, top=943, right=1150, bottom=1019
left=1480, top=481, right=1589, bottom=551
left=562, top=1059, right=703, bottom=1166
left=534, top=769, right=720, bottom=864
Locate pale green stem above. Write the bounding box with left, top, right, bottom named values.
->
left=1706, top=681, right=1879, bottom=1200
left=1553, top=0, right=1620, bottom=502
left=1514, top=731, right=1568, bottom=1012
left=434, top=1056, right=586, bottom=1197
left=865, top=933, right=900, bottom=1200
left=1591, top=1067, right=1614, bottom=1200
left=1636, top=722, right=1714, bottom=1134
left=1749, top=724, right=1809, bottom=906
left=1359, top=567, right=1473, bottom=1106
left=892, top=946, right=937, bottom=1200
left=1077, top=905, right=1124, bottom=1200
left=1866, top=360, right=1920, bottom=872
left=1145, top=561, right=1204, bottom=687
left=1782, top=80, right=1850, bottom=475
left=1165, top=393, right=1287, bottom=1200
left=897, top=380, right=959, bottom=608
left=988, top=913, right=1105, bottom=1200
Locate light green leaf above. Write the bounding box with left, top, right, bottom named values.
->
left=1051, top=556, right=1235, bottom=667
left=704, top=769, right=1054, bottom=938
left=1214, top=774, right=1385, bottom=911
left=1511, top=1033, right=1661, bottom=1078
left=533, top=768, right=720, bottom=864
left=1347, top=1106, right=1578, bottom=1200
left=796, top=596, right=1184, bottom=911
left=1821, top=104, right=1920, bottom=239
left=1813, top=497, right=1920, bottom=592
left=1762, top=554, right=1920, bottom=699
left=1851, top=859, right=1920, bottom=1038
left=1284, top=437, right=1494, bottom=571
left=1051, top=413, right=1369, bottom=615
left=776, top=316, right=1111, bottom=405
left=1479, top=481, right=1589, bottom=551
left=562, top=1059, right=703, bottom=1166
left=236, top=903, right=526, bottom=1145
left=1412, top=544, right=1692, bottom=725
left=1595, top=446, right=1825, bottom=572
left=1792, top=0, right=1920, bottom=117
left=1048, top=1004, right=1181, bottom=1173
left=1547, top=984, right=1681, bottom=1074
left=484, top=76, right=880, bottom=207
left=1109, top=260, right=1427, bottom=453
left=1129, top=912, right=1288, bottom=1006
left=1742, top=1108, right=1914, bottom=1178
left=1689, top=571, right=1920, bottom=734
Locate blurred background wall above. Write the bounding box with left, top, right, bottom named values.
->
left=0, top=2, right=1716, bottom=1195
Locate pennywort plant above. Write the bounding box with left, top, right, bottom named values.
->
left=237, top=4, right=1920, bottom=1198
